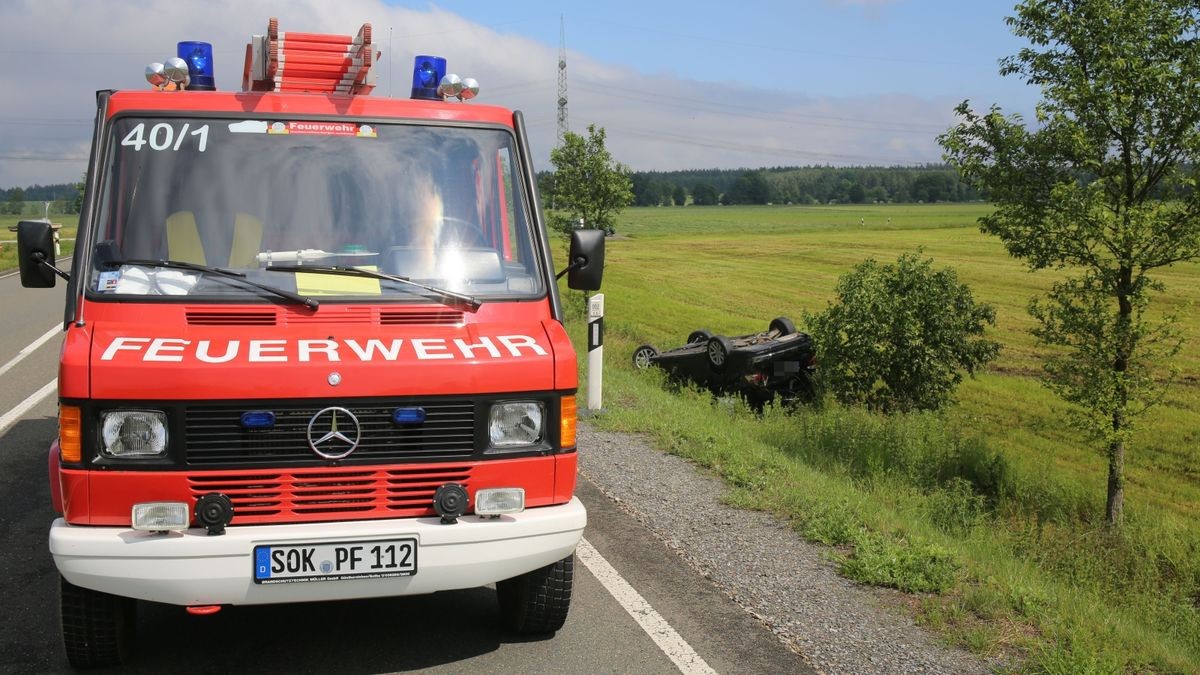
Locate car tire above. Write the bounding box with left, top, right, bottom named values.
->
left=60, top=576, right=136, bottom=669
left=769, top=316, right=796, bottom=336
left=783, top=372, right=817, bottom=405
left=497, top=555, right=574, bottom=634
left=632, top=344, right=659, bottom=369
left=687, top=329, right=713, bottom=345
left=706, top=335, right=733, bottom=370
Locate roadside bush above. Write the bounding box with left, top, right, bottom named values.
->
left=839, top=531, right=960, bottom=593
left=806, top=251, right=1000, bottom=413
left=927, top=477, right=987, bottom=535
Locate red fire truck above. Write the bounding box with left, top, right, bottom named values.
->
left=15, top=19, right=604, bottom=668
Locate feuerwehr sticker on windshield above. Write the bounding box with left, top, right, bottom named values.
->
left=228, top=120, right=376, bottom=137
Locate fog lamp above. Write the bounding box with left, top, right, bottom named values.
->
left=132, top=502, right=190, bottom=532
left=475, top=488, right=525, bottom=516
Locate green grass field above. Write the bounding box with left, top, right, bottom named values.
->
left=567, top=203, right=1200, bottom=672
left=0, top=214, right=77, bottom=271
left=602, top=204, right=1200, bottom=521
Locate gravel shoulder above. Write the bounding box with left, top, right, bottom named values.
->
left=578, top=423, right=996, bottom=675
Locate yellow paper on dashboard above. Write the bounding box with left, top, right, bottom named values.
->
left=295, top=266, right=382, bottom=296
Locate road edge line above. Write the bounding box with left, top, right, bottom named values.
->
left=577, top=538, right=718, bottom=675
left=0, top=324, right=62, bottom=379
left=0, top=378, right=57, bottom=435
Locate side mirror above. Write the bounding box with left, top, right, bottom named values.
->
left=566, top=228, right=605, bottom=291
left=17, top=221, right=57, bottom=288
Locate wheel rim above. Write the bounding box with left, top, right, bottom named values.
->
left=708, top=342, right=725, bottom=366
left=634, top=349, right=654, bottom=368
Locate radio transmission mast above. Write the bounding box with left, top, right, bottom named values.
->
left=556, top=15, right=569, bottom=146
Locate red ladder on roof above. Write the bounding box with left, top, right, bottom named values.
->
left=242, top=17, right=377, bottom=95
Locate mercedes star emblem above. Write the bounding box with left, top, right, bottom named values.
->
left=306, top=406, right=361, bottom=460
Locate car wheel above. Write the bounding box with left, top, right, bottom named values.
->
left=706, top=335, right=733, bottom=370
left=687, top=329, right=713, bottom=345
left=60, top=576, right=136, bottom=669
left=783, top=373, right=817, bottom=405
left=632, top=344, right=659, bottom=369
left=497, top=555, right=574, bottom=634
left=769, top=316, right=796, bottom=336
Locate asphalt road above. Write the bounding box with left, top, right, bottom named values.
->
left=0, top=265, right=809, bottom=674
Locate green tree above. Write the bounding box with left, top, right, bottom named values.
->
left=728, top=171, right=770, bottom=204
left=549, top=124, right=633, bottom=233
left=672, top=184, right=687, bottom=206
left=72, top=173, right=85, bottom=214
left=4, top=186, right=24, bottom=215
left=806, top=252, right=1000, bottom=414
left=692, top=182, right=719, bottom=206
left=848, top=183, right=867, bottom=204
left=940, top=0, right=1200, bottom=526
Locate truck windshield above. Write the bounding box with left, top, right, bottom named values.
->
left=87, top=116, right=544, bottom=302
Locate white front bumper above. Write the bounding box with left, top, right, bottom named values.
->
left=50, top=498, right=585, bottom=606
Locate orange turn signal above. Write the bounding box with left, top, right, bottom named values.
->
left=560, top=396, right=577, bottom=450
left=59, top=405, right=82, bottom=463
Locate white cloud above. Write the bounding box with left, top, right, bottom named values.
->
left=0, top=0, right=952, bottom=188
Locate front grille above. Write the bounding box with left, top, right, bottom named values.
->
left=186, top=310, right=277, bottom=326
left=381, top=309, right=463, bottom=325
left=184, top=400, right=475, bottom=466
left=284, top=307, right=374, bottom=325
left=187, top=465, right=473, bottom=524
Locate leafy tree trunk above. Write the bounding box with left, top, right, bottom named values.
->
left=1107, top=425, right=1125, bottom=526
left=1107, top=267, right=1132, bottom=527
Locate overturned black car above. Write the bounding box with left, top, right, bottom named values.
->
left=631, top=317, right=817, bottom=408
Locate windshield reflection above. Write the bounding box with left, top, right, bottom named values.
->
left=89, top=117, right=542, bottom=301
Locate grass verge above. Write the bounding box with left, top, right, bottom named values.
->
left=584, top=360, right=1199, bottom=672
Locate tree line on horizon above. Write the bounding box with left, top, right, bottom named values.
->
left=538, top=164, right=983, bottom=207
left=0, top=183, right=81, bottom=216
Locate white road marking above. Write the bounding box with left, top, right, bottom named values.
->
left=0, top=378, right=57, bottom=435
left=577, top=538, right=718, bottom=675
left=0, top=324, right=61, bottom=379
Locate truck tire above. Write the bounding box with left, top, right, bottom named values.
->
left=706, top=335, right=733, bottom=371
left=769, top=316, right=796, bottom=336
left=60, top=576, right=135, bottom=669
left=686, top=329, right=713, bottom=345
left=632, top=344, right=659, bottom=369
left=497, top=554, right=574, bottom=634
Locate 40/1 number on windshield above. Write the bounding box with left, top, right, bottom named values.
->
left=121, top=122, right=209, bottom=152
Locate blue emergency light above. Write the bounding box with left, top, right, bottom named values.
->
left=411, top=55, right=446, bottom=100
left=240, top=410, right=276, bottom=430
left=178, top=41, right=216, bottom=90
left=392, top=407, right=427, bottom=425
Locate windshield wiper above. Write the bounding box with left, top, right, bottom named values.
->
left=264, top=265, right=481, bottom=312
left=105, top=259, right=319, bottom=309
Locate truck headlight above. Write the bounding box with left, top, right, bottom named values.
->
left=487, top=401, right=544, bottom=451
left=101, top=410, right=168, bottom=457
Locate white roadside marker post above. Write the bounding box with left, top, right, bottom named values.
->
left=587, top=293, right=604, bottom=411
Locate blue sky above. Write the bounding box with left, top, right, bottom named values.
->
left=386, top=1, right=1035, bottom=106
left=0, top=0, right=1041, bottom=187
